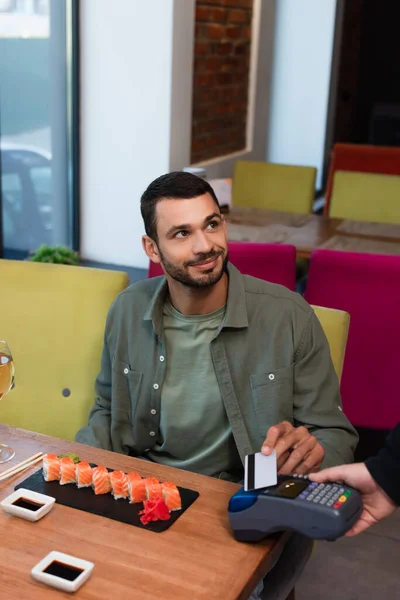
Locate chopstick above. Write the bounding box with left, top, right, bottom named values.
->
left=0, top=452, right=44, bottom=483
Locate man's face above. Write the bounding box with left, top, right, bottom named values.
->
left=153, top=193, right=228, bottom=288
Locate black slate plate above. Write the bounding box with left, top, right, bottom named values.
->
left=15, top=467, right=199, bottom=533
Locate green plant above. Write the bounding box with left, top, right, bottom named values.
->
left=28, top=245, right=80, bottom=265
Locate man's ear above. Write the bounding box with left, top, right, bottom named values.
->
left=142, top=235, right=162, bottom=264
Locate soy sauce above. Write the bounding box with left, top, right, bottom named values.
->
left=12, top=497, right=44, bottom=511
left=43, top=561, right=84, bottom=581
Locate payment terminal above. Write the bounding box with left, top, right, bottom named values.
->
left=228, top=474, right=363, bottom=542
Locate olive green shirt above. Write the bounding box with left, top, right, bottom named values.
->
left=145, top=300, right=241, bottom=478
left=76, top=263, right=358, bottom=471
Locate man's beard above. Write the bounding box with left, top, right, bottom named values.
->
left=158, top=247, right=228, bottom=288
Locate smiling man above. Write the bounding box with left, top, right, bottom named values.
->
left=76, top=171, right=358, bottom=598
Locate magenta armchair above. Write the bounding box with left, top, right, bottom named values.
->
left=304, top=249, right=400, bottom=430
left=148, top=242, right=297, bottom=290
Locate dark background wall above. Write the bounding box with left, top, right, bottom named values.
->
left=333, top=0, right=400, bottom=147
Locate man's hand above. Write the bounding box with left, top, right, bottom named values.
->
left=262, top=421, right=325, bottom=475
left=309, top=463, right=397, bottom=536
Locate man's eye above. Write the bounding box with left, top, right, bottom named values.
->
left=207, top=221, right=219, bottom=230
left=175, top=230, right=189, bottom=239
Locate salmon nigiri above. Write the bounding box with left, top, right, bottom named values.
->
left=59, top=457, right=76, bottom=485
left=76, top=461, right=93, bottom=489
left=127, top=472, right=147, bottom=504
left=92, top=465, right=111, bottom=495
left=43, top=453, right=61, bottom=482
left=109, top=470, right=129, bottom=500
left=144, top=477, right=163, bottom=501
left=161, top=481, right=182, bottom=512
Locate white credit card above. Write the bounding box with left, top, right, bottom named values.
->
left=244, top=450, right=277, bottom=491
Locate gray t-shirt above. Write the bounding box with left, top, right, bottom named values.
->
left=146, top=299, right=242, bottom=479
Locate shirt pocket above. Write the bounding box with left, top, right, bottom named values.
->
left=111, top=358, right=142, bottom=420
left=250, top=365, right=294, bottom=438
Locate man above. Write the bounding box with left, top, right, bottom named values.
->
left=310, top=423, right=399, bottom=536
left=76, top=171, right=358, bottom=598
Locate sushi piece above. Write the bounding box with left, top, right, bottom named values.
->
left=109, top=470, right=129, bottom=500
left=161, top=481, right=182, bottom=512
left=127, top=472, right=147, bottom=504
left=59, top=457, right=76, bottom=485
left=76, top=460, right=93, bottom=489
left=144, top=477, right=163, bottom=502
left=92, top=465, right=111, bottom=495
left=42, top=453, right=60, bottom=482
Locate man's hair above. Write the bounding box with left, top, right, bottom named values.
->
left=140, top=171, right=220, bottom=242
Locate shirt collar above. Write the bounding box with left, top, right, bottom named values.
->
left=143, top=276, right=169, bottom=337
left=224, top=262, right=249, bottom=329
left=143, top=262, right=249, bottom=334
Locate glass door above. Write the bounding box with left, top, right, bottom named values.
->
left=0, top=0, right=79, bottom=259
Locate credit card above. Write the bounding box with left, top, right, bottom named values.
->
left=244, top=450, right=277, bottom=491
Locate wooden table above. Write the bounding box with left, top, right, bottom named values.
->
left=0, top=426, right=287, bottom=600
left=226, top=207, right=400, bottom=259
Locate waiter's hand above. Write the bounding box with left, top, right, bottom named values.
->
left=310, top=463, right=397, bottom=536
left=261, top=421, right=325, bottom=475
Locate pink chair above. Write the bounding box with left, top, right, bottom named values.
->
left=304, top=249, right=400, bottom=430
left=148, top=260, right=164, bottom=279
left=148, top=242, right=297, bottom=290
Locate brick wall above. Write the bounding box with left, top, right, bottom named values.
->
left=191, top=0, right=253, bottom=164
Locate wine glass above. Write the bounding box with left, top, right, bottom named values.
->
left=0, top=341, right=15, bottom=463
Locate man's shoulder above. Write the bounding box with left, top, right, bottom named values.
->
left=121, top=276, right=162, bottom=297
left=109, top=276, right=164, bottom=315
left=242, top=274, right=311, bottom=316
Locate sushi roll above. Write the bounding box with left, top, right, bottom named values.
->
left=109, top=470, right=129, bottom=500
left=59, top=457, right=76, bottom=485
left=161, top=481, right=182, bottom=512
left=76, top=460, right=93, bottom=489
left=127, top=472, right=147, bottom=504
left=144, top=477, right=163, bottom=502
left=92, top=465, right=111, bottom=495
left=42, top=453, right=60, bottom=482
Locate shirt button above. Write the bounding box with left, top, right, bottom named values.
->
left=268, top=373, right=275, bottom=380
left=150, top=409, right=157, bottom=415
left=123, top=368, right=129, bottom=375
left=153, top=383, right=159, bottom=390
left=159, top=356, right=165, bottom=362
left=149, top=431, right=156, bottom=436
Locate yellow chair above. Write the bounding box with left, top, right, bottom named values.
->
left=312, top=305, right=350, bottom=382
left=292, top=304, right=350, bottom=588
left=330, top=170, right=400, bottom=224
left=0, top=260, right=129, bottom=440
left=232, top=160, right=317, bottom=214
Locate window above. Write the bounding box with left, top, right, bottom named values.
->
left=0, top=0, right=79, bottom=258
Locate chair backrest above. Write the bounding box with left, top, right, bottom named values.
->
left=0, top=260, right=129, bottom=440
left=325, top=142, right=400, bottom=215
left=232, top=160, right=316, bottom=214
left=148, top=260, right=164, bottom=279
left=148, top=241, right=297, bottom=290
left=304, top=249, right=400, bottom=429
left=329, top=170, right=400, bottom=224
left=311, top=305, right=350, bottom=382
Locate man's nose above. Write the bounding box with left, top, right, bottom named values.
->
left=192, top=231, right=213, bottom=254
